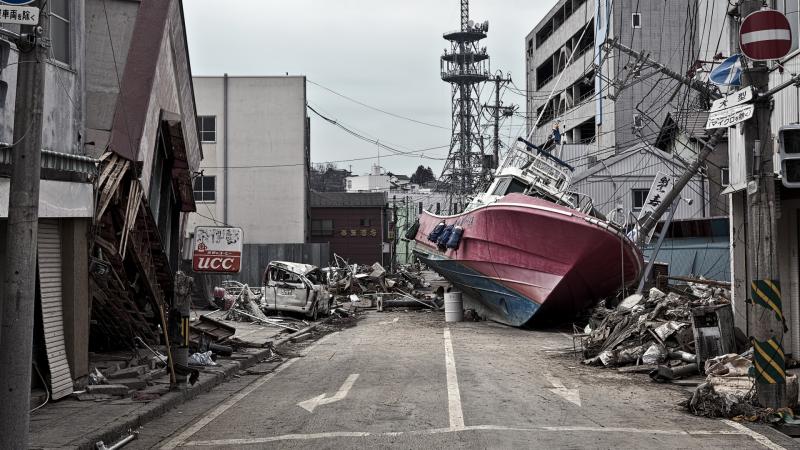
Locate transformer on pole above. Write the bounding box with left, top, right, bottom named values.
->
left=439, top=0, right=490, bottom=212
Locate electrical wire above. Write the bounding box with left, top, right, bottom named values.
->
left=307, top=79, right=450, bottom=130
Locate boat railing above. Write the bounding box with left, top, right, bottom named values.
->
left=565, top=191, right=595, bottom=215
left=499, top=142, right=572, bottom=194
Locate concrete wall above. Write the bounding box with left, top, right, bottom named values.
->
left=61, top=219, right=90, bottom=378
left=1, top=1, right=86, bottom=154
left=189, top=76, right=309, bottom=245
left=610, top=1, right=695, bottom=150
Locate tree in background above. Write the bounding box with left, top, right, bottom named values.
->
left=410, top=165, right=435, bottom=185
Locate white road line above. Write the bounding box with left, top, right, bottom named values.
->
left=180, top=424, right=747, bottom=447
left=159, top=332, right=339, bottom=450
left=722, top=419, right=786, bottom=450
left=443, top=327, right=465, bottom=430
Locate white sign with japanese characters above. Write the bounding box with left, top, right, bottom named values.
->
left=709, top=86, right=754, bottom=113
left=0, top=5, right=38, bottom=25
left=705, top=103, right=754, bottom=129
left=637, top=172, right=674, bottom=243
left=192, top=226, right=244, bottom=273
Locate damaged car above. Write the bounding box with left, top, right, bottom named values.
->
left=261, top=261, right=332, bottom=320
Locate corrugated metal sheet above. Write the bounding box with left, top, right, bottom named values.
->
left=644, top=238, right=730, bottom=281
left=37, top=220, right=73, bottom=400
left=570, top=145, right=705, bottom=218
left=0, top=147, right=98, bottom=176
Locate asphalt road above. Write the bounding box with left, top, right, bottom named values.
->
left=133, top=311, right=797, bottom=449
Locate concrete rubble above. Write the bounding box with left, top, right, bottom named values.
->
left=582, top=281, right=732, bottom=374
left=326, top=256, right=443, bottom=310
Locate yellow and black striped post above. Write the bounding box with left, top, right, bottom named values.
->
left=750, top=279, right=787, bottom=406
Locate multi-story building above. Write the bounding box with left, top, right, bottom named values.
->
left=188, top=76, right=310, bottom=244
left=524, top=0, right=728, bottom=220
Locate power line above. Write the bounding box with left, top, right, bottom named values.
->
left=307, top=103, right=447, bottom=161
left=307, top=79, right=450, bottom=130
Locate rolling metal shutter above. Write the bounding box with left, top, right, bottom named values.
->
left=38, top=220, right=73, bottom=400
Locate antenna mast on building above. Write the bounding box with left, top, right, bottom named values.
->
left=439, top=0, right=490, bottom=211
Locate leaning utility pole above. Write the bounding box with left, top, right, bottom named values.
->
left=738, top=0, right=786, bottom=409
left=0, top=3, right=48, bottom=447
left=483, top=71, right=514, bottom=168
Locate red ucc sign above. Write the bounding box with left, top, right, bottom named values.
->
left=192, top=226, right=243, bottom=273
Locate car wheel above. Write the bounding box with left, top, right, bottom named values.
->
left=311, top=303, right=319, bottom=321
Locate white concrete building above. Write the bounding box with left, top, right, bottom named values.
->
left=188, top=75, right=310, bottom=244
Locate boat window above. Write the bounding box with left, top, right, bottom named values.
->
left=492, top=178, right=511, bottom=195
left=506, top=179, right=529, bottom=194
left=491, top=177, right=529, bottom=196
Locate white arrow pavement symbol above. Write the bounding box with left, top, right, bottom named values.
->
left=545, top=373, right=581, bottom=407
left=297, top=374, right=360, bottom=413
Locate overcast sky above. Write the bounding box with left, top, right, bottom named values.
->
left=184, top=0, right=555, bottom=176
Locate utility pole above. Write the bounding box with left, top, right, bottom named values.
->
left=483, top=71, right=514, bottom=168
left=612, top=1, right=791, bottom=408
left=738, top=0, right=786, bottom=409
left=0, top=2, right=48, bottom=448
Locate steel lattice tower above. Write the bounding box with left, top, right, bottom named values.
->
left=439, top=0, right=490, bottom=211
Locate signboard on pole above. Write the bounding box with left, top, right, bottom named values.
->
left=192, top=226, right=243, bottom=273
left=739, top=9, right=793, bottom=61
left=637, top=172, right=674, bottom=243
left=709, top=86, right=754, bottom=112
left=0, top=4, right=38, bottom=25
left=705, top=103, right=755, bottom=129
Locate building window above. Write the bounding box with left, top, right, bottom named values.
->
left=632, top=13, right=642, bottom=29
left=197, top=116, right=216, bottom=143
left=360, top=218, right=372, bottom=227
left=193, top=175, right=216, bottom=202
left=311, top=219, right=334, bottom=236
left=50, top=0, right=70, bottom=64
left=418, top=202, right=423, bottom=214
left=721, top=167, right=730, bottom=186
left=632, top=189, right=649, bottom=210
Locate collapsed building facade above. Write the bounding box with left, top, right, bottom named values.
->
left=0, top=0, right=199, bottom=398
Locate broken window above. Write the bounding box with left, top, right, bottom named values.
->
left=193, top=175, right=216, bottom=202
left=197, top=116, right=217, bottom=143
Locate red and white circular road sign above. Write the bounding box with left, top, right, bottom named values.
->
left=740, top=9, right=793, bottom=61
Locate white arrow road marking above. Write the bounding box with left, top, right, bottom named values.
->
left=544, top=373, right=581, bottom=407
left=297, top=374, right=360, bottom=413
left=378, top=317, right=400, bottom=325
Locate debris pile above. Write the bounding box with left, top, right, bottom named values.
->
left=688, top=351, right=799, bottom=419
left=327, top=256, right=442, bottom=310
left=581, top=282, right=731, bottom=377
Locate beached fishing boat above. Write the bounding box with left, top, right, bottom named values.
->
left=412, top=139, right=643, bottom=326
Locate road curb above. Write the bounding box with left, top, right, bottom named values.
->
left=75, top=316, right=335, bottom=450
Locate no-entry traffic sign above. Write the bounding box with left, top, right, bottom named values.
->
left=740, top=9, right=793, bottom=61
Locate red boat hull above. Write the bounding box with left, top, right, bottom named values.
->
left=413, top=193, right=643, bottom=326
